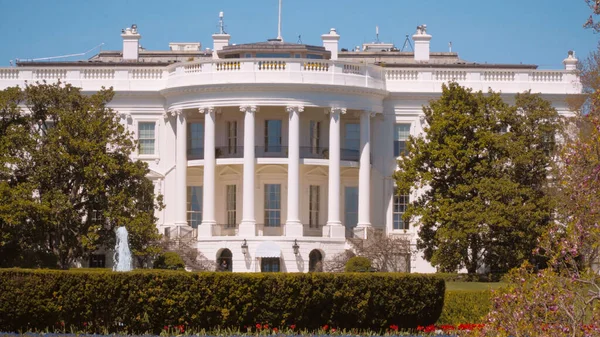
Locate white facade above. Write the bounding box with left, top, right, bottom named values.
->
left=0, top=24, right=581, bottom=273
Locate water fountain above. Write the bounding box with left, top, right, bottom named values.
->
left=113, top=226, right=133, bottom=272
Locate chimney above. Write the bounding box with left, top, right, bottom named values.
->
left=322, top=28, right=340, bottom=60
left=563, top=50, right=578, bottom=71
left=212, top=11, right=231, bottom=59
left=121, top=24, right=141, bottom=61
left=412, top=24, right=431, bottom=62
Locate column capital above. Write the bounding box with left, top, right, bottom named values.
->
left=367, top=111, right=377, bottom=118
left=327, top=107, right=347, bottom=115
left=286, top=105, right=305, bottom=114
left=199, top=106, right=220, bottom=114
left=240, top=105, right=259, bottom=114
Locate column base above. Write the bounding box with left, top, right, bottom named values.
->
left=356, top=223, right=372, bottom=239
left=238, top=220, right=256, bottom=237
left=285, top=220, right=303, bottom=237
left=323, top=222, right=345, bottom=238
left=198, top=221, right=215, bottom=237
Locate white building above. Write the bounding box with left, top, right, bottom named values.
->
left=0, top=20, right=581, bottom=273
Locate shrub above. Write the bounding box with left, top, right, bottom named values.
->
left=0, top=269, right=445, bottom=333
left=345, top=256, right=371, bottom=272
left=437, top=290, right=492, bottom=325
left=153, top=252, right=185, bottom=270
left=434, top=273, right=505, bottom=282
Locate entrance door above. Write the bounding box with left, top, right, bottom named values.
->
left=344, top=186, right=358, bottom=231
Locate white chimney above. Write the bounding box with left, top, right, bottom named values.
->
left=121, top=24, right=141, bottom=61
left=322, top=28, right=340, bottom=60
left=412, top=24, right=431, bottom=62
left=212, top=12, right=231, bottom=59
left=563, top=50, right=578, bottom=71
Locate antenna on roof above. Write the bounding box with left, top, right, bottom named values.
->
left=218, top=11, right=226, bottom=34
left=277, top=0, right=283, bottom=41
left=297, top=34, right=302, bottom=44
left=401, top=35, right=413, bottom=52
left=375, top=26, right=380, bottom=43
left=449, top=41, right=452, bottom=53
left=19, top=43, right=105, bottom=62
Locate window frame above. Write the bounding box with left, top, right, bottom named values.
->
left=137, top=121, right=157, bottom=156
left=226, top=184, right=237, bottom=227
left=309, top=185, right=320, bottom=228
left=264, top=184, right=281, bottom=227
left=187, top=186, right=203, bottom=228
left=393, top=190, right=409, bottom=230
left=394, top=123, right=411, bottom=157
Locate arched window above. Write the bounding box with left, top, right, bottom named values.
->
left=309, top=250, right=323, bottom=272
left=217, top=249, right=232, bottom=272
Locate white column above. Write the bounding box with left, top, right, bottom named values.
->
left=357, top=111, right=373, bottom=237
left=199, top=107, right=216, bottom=237
left=325, top=107, right=346, bottom=238
left=285, top=105, right=304, bottom=237
left=239, top=105, right=258, bottom=237
left=174, top=109, right=188, bottom=228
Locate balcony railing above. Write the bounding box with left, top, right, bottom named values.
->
left=216, top=146, right=244, bottom=159
left=256, top=223, right=284, bottom=236
left=255, top=146, right=288, bottom=158
left=300, top=146, right=329, bottom=159
left=187, top=147, right=204, bottom=160
left=303, top=224, right=323, bottom=237
left=341, top=148, right=360, bottom=162
left=212, top=224, right=238, bottom=236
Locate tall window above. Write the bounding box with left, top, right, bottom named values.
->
left=309, top=185, right=320, bottom=228
left=394, top=124, right=411, bottom=157
left=265, top=120, right=282, bottom=152
left=344, top=186, right=359, bottom=229
left=138, top=122, right=155, bottom=155
left=393, top=191, right=409, bottom=230
left=264, top=184, right=281, bottom=226
left=187, top=186, right=203, bottom=228
left=227, top=121, right=237, bottom=154
left=226, top=185, right=237, bottom=227
left=344, top=123, right=360, bottom=150
left=310, top=121, right=321, bottom=154
left=261, top=258, right=280, bottom=272
left=188, top=123, right=204, bottom=157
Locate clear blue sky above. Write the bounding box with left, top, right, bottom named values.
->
left=0, top=0, right=598, bottom=69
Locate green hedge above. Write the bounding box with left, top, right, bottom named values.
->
left=437, top=290, right=492, bottom=325
left=435, top=273, right=505, bottom=282
left=0, top=269, right=445, bottom=333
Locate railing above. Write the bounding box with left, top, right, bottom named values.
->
left=216, top=146, right=244, bottom=159
left=212, top=224, right=238, bottom=236
left=300, top=146, right=329, bottom=159
left=255, top=146, right=288, bottom=158
left=187, top=147, right=204, bottom=160
left=341, top=148, right=360, bottom=162
left=531, top=70, right=563, bottom=82
left=303, top=225, right=323, bottom=237
left=482, top=70, right=516, bottom=82
left=256, top=224, right=284, bottom=236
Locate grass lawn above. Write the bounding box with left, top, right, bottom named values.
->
left=446, top=281, right=507, bottom=291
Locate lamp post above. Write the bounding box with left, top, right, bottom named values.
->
left=241, top=239, right=248, bottom=256
left=292, top=239, right=300, bottom=256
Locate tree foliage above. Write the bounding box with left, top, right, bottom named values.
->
left=395, top=82, right=559, bottom=273
left=0, top=82, right=162, bottom=269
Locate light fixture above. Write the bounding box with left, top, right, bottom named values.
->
left=241, top=239, right=248, bottom=256
left=292, top=239, right=300, bottom=256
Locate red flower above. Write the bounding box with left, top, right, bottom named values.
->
left=164, top=325, right=169, bottom=330
left=263, top=324, right=269, bottom=329
left=178, top=324, right=185, bottom=333
left=273, top=327, right=278, bottom=333
left=416, top=325, right=424, bottom=331
left=331, top=327, right=337, bottom=333
left=256, top=323, right=262, bottom=330
left=322, top=324, right=329, bottom=331
left=289, top=324, right=296, bottom=330
left=83, top=322, right=88, bottom=327
left=389, top=324, right=399, bottom=331
left=424, top=325, right=435, bottom=333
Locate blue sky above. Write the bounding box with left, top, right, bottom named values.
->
left=0, top=0, right=598, bottom=68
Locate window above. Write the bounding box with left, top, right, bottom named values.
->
left=543, top=131, right=556, bottom=156
left=227, top=121, right=237, bottom=154
left=264, top=120, right=282, bottom=152
left=261, top=258, right=280, bottom=272
left=344, top=186, right=358, bottom=229
left=91, top=210, right=103, bottom=223
left=138, top=122, right=155, bottom=155
left=310, top=121, right=320, bottom=154
left=393, top=191, right=409, bottom=230
left=307, top=54, right=324, bottom=59
left=188, top=123, right=204, bottom=157
left=89, top=254, right=106, bottom=268
left=344, top=123, right=360, bottom=151
left=264, top=184, right=281, bottom=227
left=394, top=124, right=411, bottom=157
left=309, top=185, right=320, bottom=228
left=164, top=227, right=171, bottom=239
left=187, top=186, right=203, bottom=228
left=226, top=185, right=237, bottom=227
left=256, top=53, right=290, bottom=58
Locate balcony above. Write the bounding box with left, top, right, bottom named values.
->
left=300, top=146, right=329, bottom=159
left=341, top=148, right=360, bottom=161
left=256, top=224, right=284, bottom=236
left=303, top=224, right=323, bottom=237
left=216, top=146, right=244, bottom=159
left=212, top=224, right=238, bottom=236
left=255, top=146, right=288, bottom=158
left=188, top=145, right=362, bottom=162
left=187, top=147, right=204, bottom=160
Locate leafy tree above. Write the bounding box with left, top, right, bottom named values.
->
left=153, top=252, right=185, bottom=270
left=345, top=256, right=372, bottom=272
left=0, top=82, right=162, bottom=269
left=584, top=0, right=600, bottom=32
left=395, top=82, right=559, bottom=273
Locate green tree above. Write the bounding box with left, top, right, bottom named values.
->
left=395, top=82, right=559, bottom=273
left=345, top=256, right=372, bottom=272
left=0, top=82, right=162, bottom=269
left=153, top=252, right=185, bottom=270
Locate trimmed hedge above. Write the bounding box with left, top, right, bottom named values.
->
left=0, top=269, right=445, bottom=333
left=345, top=256, right=372, bottom=272
left=437, top=290, right=492, bottom=325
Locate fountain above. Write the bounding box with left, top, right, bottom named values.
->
left=113, top=226, right=133, bottom=272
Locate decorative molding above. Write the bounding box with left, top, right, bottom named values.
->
left=199, top=106, right=217, bottom=114
left=173, top=109, right=184, bottom=116
left=118, top=111, right=132, bottom=120
left=285, top=105, right=304, bottom=115
left=328, top=107, right=347, bottom=115
left=239, top=105, right=259, bottom=114
left=369, top=111, right=378, bottom=118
